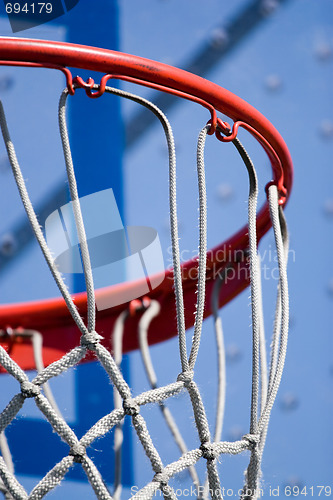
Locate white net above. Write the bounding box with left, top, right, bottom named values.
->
left=0, top=86, right=289, bottom=500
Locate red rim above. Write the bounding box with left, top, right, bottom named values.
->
left=0, top=38, right=293, bottom=371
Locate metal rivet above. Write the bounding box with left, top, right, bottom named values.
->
left=280, top=392, right=299, bottom=411
left=216, top=183, right=233, bottom=202
left=314, top=42, right=332, bottom=61
left=260, top=0, right=279, bottom=16
left=210, top=28, right=229, bottom=49
left=226, top=344, right=242, bottom=363
left=327, top=278, right=333, bottom=296
left=283, top=477, right=304, bottom=490
left=0, top=233, right=17, bottom=256
left=0, top=75, right=14, bottom=92
left=0, top=156, right=11, bottom=173
left=324, top=199, right=333, bottom=217
left=319, top=119, right=333, bottom=140
left=265, top=74, right=283, bottom=92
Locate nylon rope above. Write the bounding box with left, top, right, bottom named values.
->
left=188, top=125, right=208, bottom=369
left=201, top=274, right=227, bottom=499
left=231, top=138, right=260, bottom=436
left=0, top=85, right=289, bottom=500
left=0, top=102, right=89, bottom=336
left=256, top=256, right=268, bottom=415
left=137, top=301, right=201, bottom=492
left=211, top=276, right=227, bottom=445
left=58, top=92, right=96, bottom=333
left=0, top=432, right=13, bottom=500
left=111, top=310, right=128, bottom=500
left=258, top=201, right=289, bottom=459
left=93, top=85, right=189, bottom=374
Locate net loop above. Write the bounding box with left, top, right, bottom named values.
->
left=69, top=444, right=86, bottom=464
left=72, top=76, right=94, bottom=91
left=20, top=381, right=41, bottom=399
left=72, top=74, right=113, bottom=99
left=80, top=332, right=104, bottom=350
left=206, top=116, right=230, bottom=137
left=74, top=71, right=220, bottom=132
left=176, top=370, right=194, bottom=387
left=215, top=119, right=287, bottom=205
left=72, top=75, right=110, bottom=99
left=152, top=472, right=169, bottom=487
left=122, top=398, right=140, bottom=417
left=265, top=180, right=287, bottom=206
left=242, top=434, right=260, bottom=450
left=215, top=118, right=238, bottom=142
left=200, top=442, right=217, bottom=461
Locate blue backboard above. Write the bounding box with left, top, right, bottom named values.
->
left=0, top=0, right=332, bottom=498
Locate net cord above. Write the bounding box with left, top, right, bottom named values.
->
left=58, top=92, right=96, bottom=334
left=0, top=101, right=88, bottom=336
left=138, top=302, right=202, bottom=492
left=0, top=84, right=289, bottom=500
left=111, top=310, right=128, bottom=500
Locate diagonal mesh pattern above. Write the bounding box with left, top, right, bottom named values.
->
left=0, top=86, right=289, bottom=500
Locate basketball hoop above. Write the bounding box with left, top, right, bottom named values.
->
left=0, top=38, right=292, bottom=499
left=0, top=37, right=292, bottom=371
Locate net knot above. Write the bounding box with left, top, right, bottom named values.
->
left=69, top=444, right=86, bottom=463
left=200, top=442, right=217, bottom=461
left=242, top=433, right=260, bottom=449
left=80, top=331, right=104, bottom=350
left=177, top=370, right=194, bottom=386
left=123, top=398, right=140, bottom=417
left=21, top=381, right=41, bottom=398
left=153, top=472, right=169, bottom=487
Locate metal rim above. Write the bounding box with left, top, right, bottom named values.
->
left=0, top=38, right=293, bottom=370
